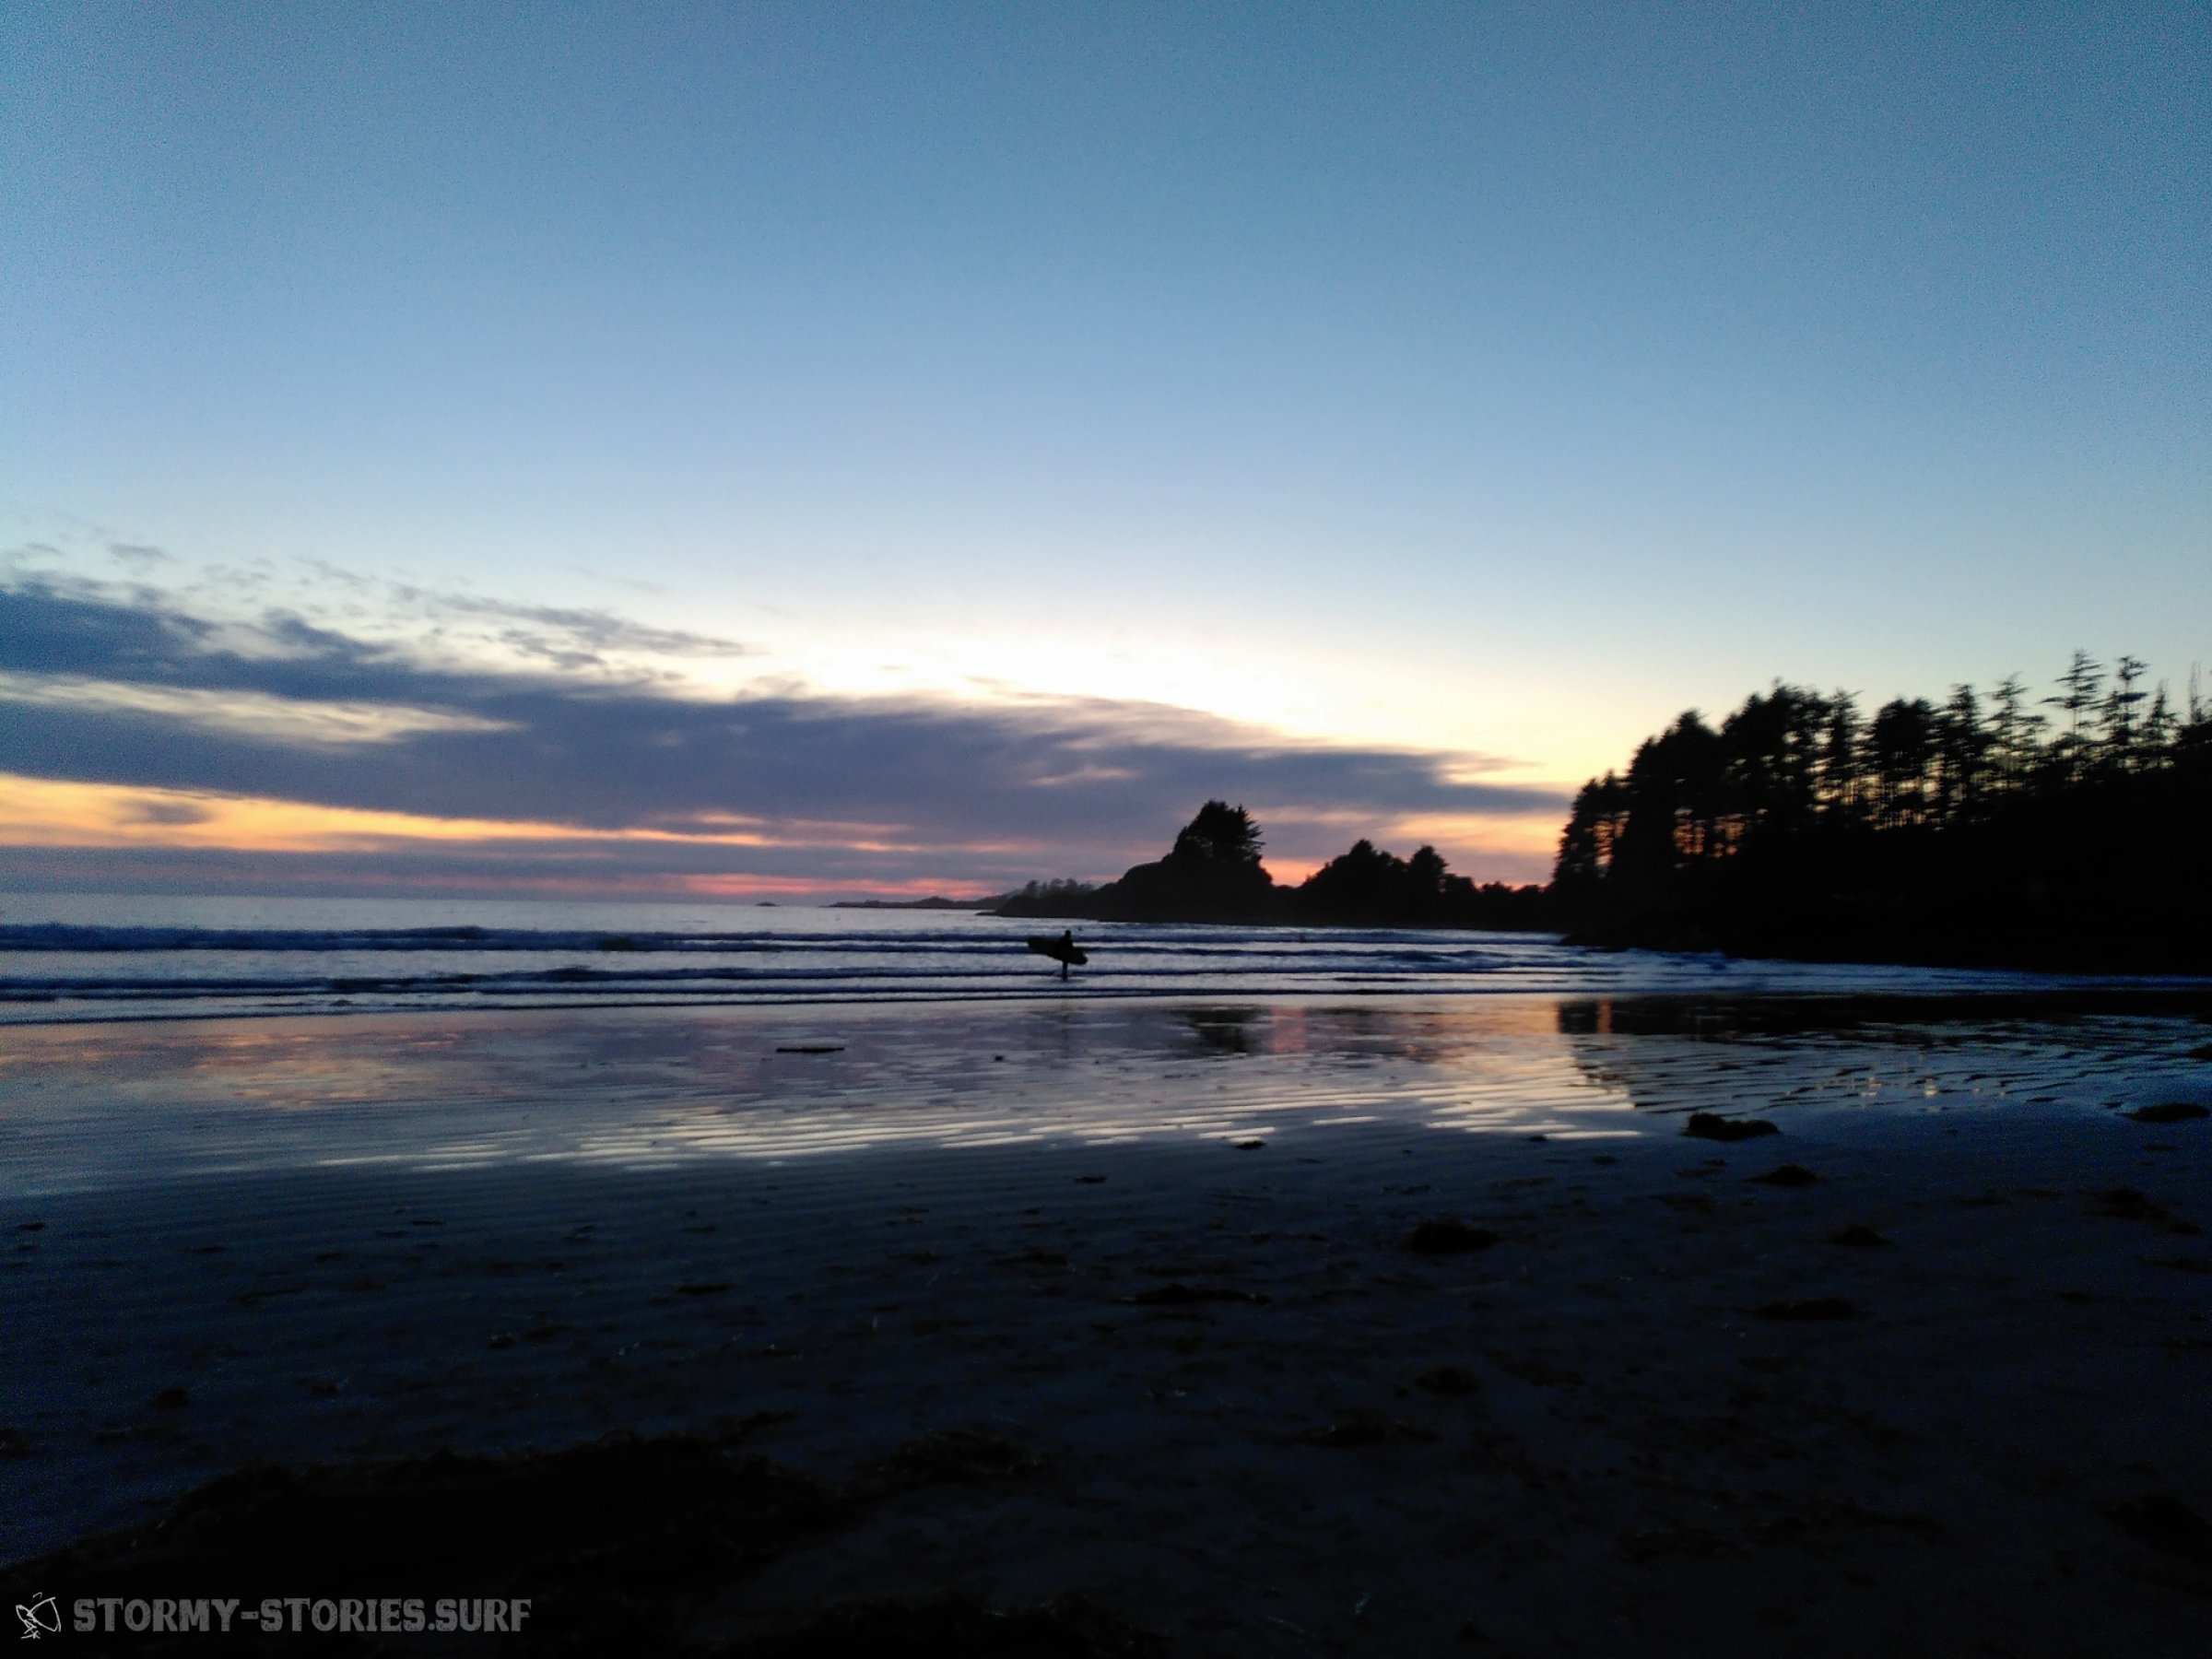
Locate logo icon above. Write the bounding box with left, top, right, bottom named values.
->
left=15, top=1595, right=59, bottom=1640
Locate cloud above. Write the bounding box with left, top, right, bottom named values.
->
left=3, top=541, right=758, bottom=680
left=0, top=574, right=1570, bottom=892
left=382, top=585, right=754, bottom=664
left=0, top=672, right=515, bottom=747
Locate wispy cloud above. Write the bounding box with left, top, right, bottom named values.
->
left=379, top=583, right=758, bottom=667
left=4, top=537, right=759, bottom=681
left=0, top=672, right=515, bottom=747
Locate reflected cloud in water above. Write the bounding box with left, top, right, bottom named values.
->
left=18, top=994, right=2194, bottom=1197
left=3, top=999, right=1643, bottom=1194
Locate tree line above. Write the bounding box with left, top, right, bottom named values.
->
left=1552, top=653, right=2212, bottom=970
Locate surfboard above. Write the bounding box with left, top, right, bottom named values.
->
left=1026, top=932, right=1089, bottom=968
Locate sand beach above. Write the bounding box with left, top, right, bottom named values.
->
left=3, top=994, right=2209, bottom=1654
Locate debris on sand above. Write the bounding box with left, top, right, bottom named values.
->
left=1494, top=1356, right=1583, bottom=1387
left=861, top=1430, right=1042, bottom=1493
left=1115, top=1281, right=1269, bottom=1306
left=1829, top=1224, right=1892, bottom=1247
left=1413, top=1365, right=1481, bottom=1396
left=2126, top=1101, right=2209, bottom=1124
left=1405, top=1218, right=1500, bottom=1256
left=727, top=1592, right=1166, bottom=1658
left=2094, top=1188, right=2172, bottom=1222
left=992, top=1248, right=1069, bottom=1269
left=716, top=1409, right=798, bottom=1439
left=1616, top=1523, right=1738, bottom=1564
left=1683, top=1112, right=1780, bottom=1142
left=774, top=1044, right=845, bottom=1055
left=2102, top=1493, right=2212, bottom=1563
left=1751, top=1164, right=1818, bottom=1187
left=1301, top=1410, right=1440, bottom=1447
left=1752, top=1297, right=1858, bottom=1322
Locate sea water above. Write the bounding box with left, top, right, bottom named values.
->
left=0, top=891, right=2161, bottom=1024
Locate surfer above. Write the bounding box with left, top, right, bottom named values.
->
left=1025, top=929, right=1088, bottom=980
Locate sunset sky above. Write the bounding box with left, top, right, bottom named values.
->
left=3, top=3, right=2206, bottom=899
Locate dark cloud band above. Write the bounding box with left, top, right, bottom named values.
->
left=0, top=578, right=1567, bottom=889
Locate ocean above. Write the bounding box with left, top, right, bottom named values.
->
left=0, top=891, right=2159, bottom=1024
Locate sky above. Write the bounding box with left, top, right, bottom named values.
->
left=2, top=2, right=2206, bottom=900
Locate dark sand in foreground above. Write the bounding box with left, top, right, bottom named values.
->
left=3, top=996, right=2209, bottom=1654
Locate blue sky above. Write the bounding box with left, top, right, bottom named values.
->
left=2, top=3, right=2206, bottom=896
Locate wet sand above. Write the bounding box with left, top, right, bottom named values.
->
left=3, top=996, right=2209, bottom=1653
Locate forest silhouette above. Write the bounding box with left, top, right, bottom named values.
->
left=1550, top=653, right=2211, bottom=971
left=999, top=653, right=2209, bottom=972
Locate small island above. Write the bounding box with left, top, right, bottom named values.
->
left=994, top=799, right=1552, bottom=930
left=828, top=896, right=983, bottom=911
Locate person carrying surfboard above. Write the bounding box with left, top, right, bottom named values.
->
left=1025, top=929, right=1088, bottom=980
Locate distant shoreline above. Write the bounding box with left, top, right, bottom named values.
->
left=828, top=896, right=994, bottom=911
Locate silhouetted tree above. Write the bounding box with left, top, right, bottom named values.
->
left=1090, top=801, right=1280, bottom=922
left=1988, top=675, right=2043, bottom=796
left=1936, top=686, right=1990, bottom=823
left=994, top=877, right=1100, bottom=918
left=1407, top=843, right=1448, bottom=898
left=2101, top=655, right=2147, bottom=773
left=1299, top=838, right=1546, bottom=928
left=1168, top=801, right=1265, bottom=871
left=1869, top=698, right=1935, bottom=830
left=2046, top=651, right=2103, bottom=781
left=1555, top=773, right=1629, bottom=900
left=1818, top=691, right=1864, bottom=826
left=2142, top=683, right=2177, bottom=760
left=1550, top=651, right=2209, bottom=971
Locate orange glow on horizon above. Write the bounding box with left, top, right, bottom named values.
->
left=671, top=872, right=992, bottom=900
left=336, top=870, right=995, bottom=901
left=0, top=773, right=1018, bottom=900
left=0, top=773, right=775, bottom=853
left=0, top=772, right=1556, bottom=897
left=1253, top=808, right=1559, bottom=888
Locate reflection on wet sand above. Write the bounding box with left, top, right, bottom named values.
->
left=8, top=995, right=2211, bottom=1196
left=5, top=997, right=1647, bottom=1194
